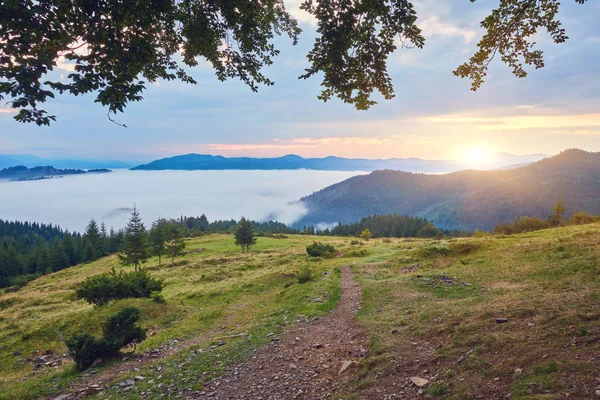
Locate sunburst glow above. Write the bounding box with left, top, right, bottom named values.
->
left=460, top=146, right=495, bottom=168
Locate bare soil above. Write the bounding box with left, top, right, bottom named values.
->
left=192, top=265, right=369, bottom=399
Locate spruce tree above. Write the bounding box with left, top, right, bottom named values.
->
left=234, top=217, right=257, bottom=252
left=63, top=231, right=77, bottom=266
left=149, top=219, right=168, bottom=265
left=165, top=221, right=186, bottom=266
left=99, top=222, right=108, bottom=256
left=84, top=219, right=101, bottom=258
left=119, top=206, right=150, bottom=271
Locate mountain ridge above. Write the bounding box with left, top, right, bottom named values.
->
left=294, top=149, right=600, bottom=231
left=131, top=152, right=547, bottom=173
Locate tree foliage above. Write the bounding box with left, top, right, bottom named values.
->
left=454, top=0, right=588, bottom=90
left=1, top=0, right=588, bottom=124
left=119, top=206, right=150, bottom=271
left=66, top=307, right=146, bottom=371
left=234, top=217, right=257, bottom=252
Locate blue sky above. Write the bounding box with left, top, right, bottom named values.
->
left=1, top=0, right=599, bottom=162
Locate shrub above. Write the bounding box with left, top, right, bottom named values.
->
left=66, top=307, right=146, bottom=371
left=306, top=241, right=336, bottom=257
left=382, top=238, right=392, bottom=243
left=350, top=239, right=362, bottom=245
left=76, top=268, right=164, bottom=306
left=568, top=211, right=596, bottom=225
left=297, top=265, right=313, bottom=284
left=360, top=229, right=372, bottom=241
left=65, top=332, right=98, bottom=371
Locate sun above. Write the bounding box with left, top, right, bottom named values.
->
left=460, top=146, right=495, bottom=168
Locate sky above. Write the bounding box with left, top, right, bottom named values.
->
left=1, top=0, right=600, bottom=163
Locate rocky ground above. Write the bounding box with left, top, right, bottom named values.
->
left=191, top=265, right=369, bottom=399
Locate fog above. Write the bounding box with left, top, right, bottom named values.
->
left=0, top=169, right=363, bottom=232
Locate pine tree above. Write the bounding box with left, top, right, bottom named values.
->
left=165, top=221, right=186, bottom=266
left=50, top=240, right=69, bottom=271
left=119, top=206, right=150, bottom=271
left=149, top=219, right=168, bottom=265
left=84, top=219, right=101, bottom=258
left=63, top=231, right=77, bottom=266
left=99, top=222, right=108, bottom=256
left=234, top=217, right=257, bottom=252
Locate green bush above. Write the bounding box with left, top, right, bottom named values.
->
left=65, top=332, right=99, bottom=371
left=76, top=268, right=164, bottom=306
left=297, top=265, right=313, bottom=284
left=66, top=307, right=146, bottom=371
left=306, top=241, right=336, bottom=257
left=350, top=239, right=362, bottom=245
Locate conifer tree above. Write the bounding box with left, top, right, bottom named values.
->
left=63, top=231, right=77, bottom=266
left=99, top=222, right=108, bottom=256
left=234, top=217, right=257, bottom=252
left=50, top=240, right=69, bottom=271
left=149, top=219, right=168, bottom=265
left=84, top=219, right=101, bottom=258
left=165, top=221, right=186, bottom=267
left=119, top=206, right=150, bottom=271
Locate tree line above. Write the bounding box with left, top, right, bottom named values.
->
left=0, top=219, right=124, bottom=288
left=1, top=211, right=463, bottom=289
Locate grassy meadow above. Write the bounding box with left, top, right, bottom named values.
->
left=1, top=226, right=599, bottom=399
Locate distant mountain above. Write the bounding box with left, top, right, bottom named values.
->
left=0, top=154, right=132, bottom=169
left=294, top=149, right=600, bottom=231
left=132, top=153, right=547, bottom=173
left=0, top=166, right=111, bottom=181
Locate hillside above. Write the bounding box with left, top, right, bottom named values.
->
left=1, top=227, right=599, bottom=399
left=0, top=166, right=111, bottom=181
left=131, top=152, right=546, bottom=173
left=296, top=149, right=600, bottom=230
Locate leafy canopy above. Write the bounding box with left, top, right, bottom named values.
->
left=0, top=0, right=588, bottom=125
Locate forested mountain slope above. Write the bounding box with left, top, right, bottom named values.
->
left=296, top=149, right=600, bottom=230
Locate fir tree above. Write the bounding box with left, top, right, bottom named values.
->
left=84, top=219, right=101, bottom=258
left=50, top=240, right=69, bottom=271
left=149, top=219, right=168, bottom=265
left=234, top=217, right=257, bottom=252
left=165, top=222, right=186, bottom=267
left=99, top=222, right=108, bottom=256
left=119, top=206, right=150, bottom=271
left=63, top=231, right=77, bottom=266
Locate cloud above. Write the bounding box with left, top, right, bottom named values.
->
left=0, top=108, right=15, bottom=114
left=419, top=112, right=600, bottom=132
left=418, top=15, right=477, bottom=44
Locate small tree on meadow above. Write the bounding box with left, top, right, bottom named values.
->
left=234, top=217, right=257, bottom=252
left=149, top=219, right=168, bottom=265
left=549, top=198, right=568, bottom=227
left=165, top=221, right=186, bottom=266
left=119, top=206, right=149, bottom=271
left=360, top=229, right=372, bottom=241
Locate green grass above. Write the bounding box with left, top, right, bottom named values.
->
left=0, top=234, right=363, bottom=400
left=349, top=224, right=600, bottom=399
left=2, top=225, right=600, bottom=399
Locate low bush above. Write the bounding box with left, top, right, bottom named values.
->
left=297, top=265, right=313, bottom=284
left=306, top=242, right=336, bottom=257
left=350, top=239, right=362, bottom=245
left=76, top=268, right=164, bottom=306
left=66, top=307, right=146, bottom=371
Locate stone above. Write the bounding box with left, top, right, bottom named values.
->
left=13, top=351, right=21, bottom=356
left=119, top=379, right=135, bottom=387
left=313, top=343, right=323, bottom=349
left=338, top=360, right=358, bottom=375
left=514, top=368, right=523, bottom=376
left=134, top=376, right=145, bottom=381
left=391, top=329, right=399, bottom=334
left=410, top=377, right=429, bottom=387
left=496, top=318, right=509, bottom=324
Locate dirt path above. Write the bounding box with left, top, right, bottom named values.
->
left=192, top=265, right=368, bottom=399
